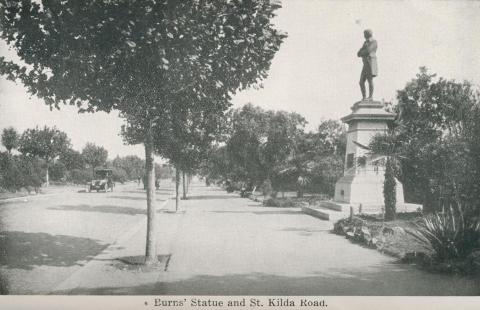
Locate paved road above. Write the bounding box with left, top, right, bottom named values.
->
left=0, top=181, right=174, bottom=294
left=1, top=181, right=479, bottom=295
left=156, top=185, right=480, bottom=296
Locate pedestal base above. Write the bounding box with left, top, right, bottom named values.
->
left=333, top=172, right=404, bottom=212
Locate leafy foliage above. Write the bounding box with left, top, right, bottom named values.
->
left=0, top=152, right=44, bottom=192
left=59, top=148, right=85, bottom=171
left=111, top=166, right=128, bottom=184
left=17, top=155, right=44, bottom=192
left=203, top=104, right=346, bottom=197
left=17, top=126, right=70, bottom=185
left=0, top=152, right=22, bottom=191
left=1, top=127, right=19, bottom=154
left=382, top=68, right=480, bottom=213
left=49, top=161, right=67, bottom=182
left=19, top=126, right=71, bottom=163
left=222, top=104, right=307, bottom=187
left=112, top=155, right=144, bottom=180
left=409, top=206, right=480, bottom=262
left=68, top=168, right=93, bottom=185
left=81, top=143, right=108, bottom=173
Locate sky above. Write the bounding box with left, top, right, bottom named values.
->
left=1, top=0, right=479, bottom=159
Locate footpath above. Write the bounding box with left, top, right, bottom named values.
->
left=49, top=194, right=185, bottom=294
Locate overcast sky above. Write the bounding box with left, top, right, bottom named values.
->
left=1, top=0, right=479, bottom=159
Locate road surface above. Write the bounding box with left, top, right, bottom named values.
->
left=1, top=181, right=479, bottom=295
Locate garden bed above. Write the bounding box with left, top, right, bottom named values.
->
left=333, top=213, right=480, bottom=275
left=262, top=196, right=329, bottom=208
left=334, top=213, right=428, bottom=257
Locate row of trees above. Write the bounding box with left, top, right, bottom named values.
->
left=0, top=125, right=165, bottom=192
left=201, top=103, right=347, bottom=198
left=0, top=0, right=285, bottom=264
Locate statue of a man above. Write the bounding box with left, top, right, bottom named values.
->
left=357, top=29, right=377, bottom=100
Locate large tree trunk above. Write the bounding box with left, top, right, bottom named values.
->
left=144, top=124, right=157, bottom=265
left=175, top=167, right=180, bottom=211
left=182, top=170, right=187, bottom=199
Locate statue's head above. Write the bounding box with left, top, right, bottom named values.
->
left=363, top=29, right=373, bottom=39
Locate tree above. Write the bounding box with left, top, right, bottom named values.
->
left=371, top=68, right=480, bottom=214
left=316, top=119, right=347, bottom=156
left=155, top=101, right=227, bottom=203
left=59, top=148, right=85, bottom=171
left=1, top=127, right=19, bottom=154
left=368, top=127, right=404, bottom=221
left=277, top=120, right=346, bottom=197
left=263, top=110, right=307, bottom=191
left=112, top=155, right=144, bottom=180
left=225, top=104, right=273, bottom=186
left=0, top=152, right=22, bottom=191
left=18, top=126, right=70, bottom=186
left=82, top=143, right=108, bottom=175
left=1, top=0, right=285, bottom=264
left=17, top=155, right=44, bottom=193
left=383, top=157, right=396, bottom=221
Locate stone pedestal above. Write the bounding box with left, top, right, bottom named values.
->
left=332, top=99, right=404, bottom=211
left=334, top=169, right=404, bottom=208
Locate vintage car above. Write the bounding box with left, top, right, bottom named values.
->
left=88, top=169, right=115, bottom=192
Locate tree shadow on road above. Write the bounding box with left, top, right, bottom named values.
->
left=211, top=210, right=301, bottom=215
left=0, top=231, right=108, bottom=270
left=112, top=254, right=172, bottom=272
left=51, top=268, right=480, bottom=295
left=48, top=205, right=146, bottom=215
left=183, top=195, right=241, bottom=200
left=280, top=227, right=329, bottom=236
left=122, top=189, right=175, bottom=193
left=108, top=195, right=167, bottom=202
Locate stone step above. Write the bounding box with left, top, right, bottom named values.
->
left=301, top=205, right=349, bottom=222
left=318, top=200, right=365, bottom=214
left=317, top=200, right=344, bottom=211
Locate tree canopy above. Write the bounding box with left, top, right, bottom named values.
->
left=202, top=104, right=346, bottom=197
left=82, top=142, right=108, bottom=173
left=1, top=127, right=19, bottom=154
left=18, top=126, right=69, bottom=161
left=17, top=126, right=70, bottom=186
left=372, top=68, right=480, bottom=213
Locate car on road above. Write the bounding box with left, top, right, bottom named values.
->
left=88, top=169, right=115, bottom=192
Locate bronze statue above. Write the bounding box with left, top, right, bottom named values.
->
left=357, top=29, right=377, bottom=100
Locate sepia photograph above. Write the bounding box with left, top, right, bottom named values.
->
left=0, top=0, right=479, bottom=308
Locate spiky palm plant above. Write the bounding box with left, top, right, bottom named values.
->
left=409, top=205, right=480, bottom=261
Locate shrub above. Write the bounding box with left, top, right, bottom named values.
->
left=17, top=156, right=44, bottom=193
left=0, top=153, right=22, bottom=191
left=49, top=161, right=67, bottom=182
left=112, top=167, right=128, bottom=184
left=261, top=178, right=273, bottom=197
left=408, top=205, right=480, bottom=262
left=68, top=168, right=93, bottom=184
left=263, top=198, right=296, bottom=208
